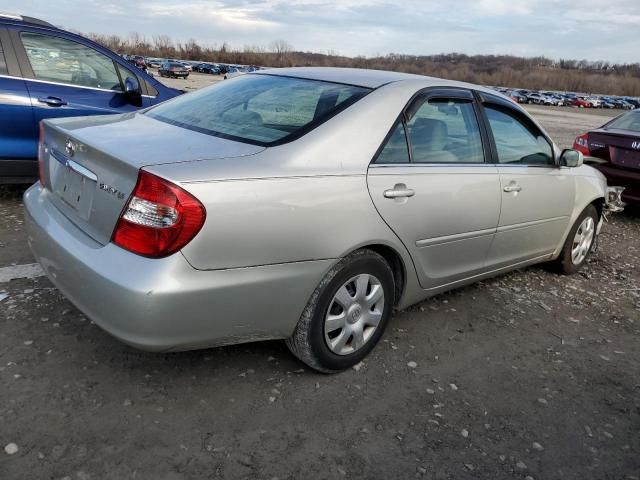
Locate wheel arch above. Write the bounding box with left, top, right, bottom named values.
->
left=344, top=243, right=408, bottom=308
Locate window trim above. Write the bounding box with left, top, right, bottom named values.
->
left=371, top=86, right=490, bottom=166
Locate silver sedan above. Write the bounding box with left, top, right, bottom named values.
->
left=25, top=68, right=622, bottom=372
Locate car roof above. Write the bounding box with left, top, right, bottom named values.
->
left=254, top=67, right=448, bottom=89
left=0, top=12, right=56, bottom=28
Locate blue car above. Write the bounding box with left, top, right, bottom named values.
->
left=0, top=13, right=181, bottom=183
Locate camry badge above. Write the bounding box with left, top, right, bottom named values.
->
left=65, top=139, right=76, bottom=157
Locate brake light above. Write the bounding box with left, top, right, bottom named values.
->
left=37, top=122, right=46, bottom=186
left=112, top=170, right=206, bottom=258
left=573, top=133, right=591, bottom=156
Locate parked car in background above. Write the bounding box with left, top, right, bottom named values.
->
left=0, top=13, right=180, bottom=183
left=26, top=67, right=622, bottom=371
left=223, top=67, right=243, bottom=80
left=624, top=97, right=640, bottom=109
left=194, top=63, right=220, bottom=74
left=525, top=92, right=555, bottom=106
left=158, top=62, right=190, bottom=78
left=147, top=58, right=164, bottom=68
left=573, top=96, right=593, bottom=108
left=506, top=90, right=527, bottom=104
left=574, top=109, right=640, bottom=205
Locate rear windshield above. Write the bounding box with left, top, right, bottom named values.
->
left=606, top=111, right=640, bottom=133
left=147, top=74, right=371, bottom=146
left=168, top=63, right=184, bottom=67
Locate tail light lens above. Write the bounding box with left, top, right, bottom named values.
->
left=112, top=170, right=206, bottom=258
left=573, top=133, right=591, bottom=156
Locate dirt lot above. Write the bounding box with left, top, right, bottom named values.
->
left=1, top=91, right=639, bottom=480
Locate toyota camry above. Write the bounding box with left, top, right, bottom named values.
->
left=25, top=68, right=623, bottom=372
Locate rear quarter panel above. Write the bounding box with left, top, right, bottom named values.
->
left=174, top=174, right=411, bottom=271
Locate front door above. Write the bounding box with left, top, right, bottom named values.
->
left=367, top=89, right=501, bottom=290
left=11, top=29, right=139, bottom=135
left=0, top=28, right=37, bottom=166
left=480, top=101, right=575, bottom=268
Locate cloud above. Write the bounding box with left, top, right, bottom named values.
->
left=3, top=0, right=640, bottom=62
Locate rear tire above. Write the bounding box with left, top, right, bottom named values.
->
left=554, top=205, right=598, bottom=275
left=285, top=249, right=395, bottom=373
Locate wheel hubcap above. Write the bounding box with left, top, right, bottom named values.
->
left=571, top=216, right=595, bottom=265
left=324, top=274, right=385, bottom=356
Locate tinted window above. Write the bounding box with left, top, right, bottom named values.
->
left=0, top=39, right=6, bottom=74
left=21, top=32, right=122, bottom=91
left=407, top=98, right=484, bottom=163
left=375, top=121, right=410, bottom=164
left=147, top=74, right=370, bottom=146
left=485, top=106, right=554, bottom=165
left=606, top=111, right=640, bottom=133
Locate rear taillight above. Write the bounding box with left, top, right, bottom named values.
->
left=37, top=122, right=46, bottom=186
left=573, top=133, right=591, bottom=156
left=112, top=170, right=206, bottom=258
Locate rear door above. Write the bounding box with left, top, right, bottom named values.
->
left=367, top=88, right=501, bottom=290
left=0, top=27, right=37, bottom=170
left=479, top=95, right=575, bottom=268
left=9, top=28, right=142, bottom=126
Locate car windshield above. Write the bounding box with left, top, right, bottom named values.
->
left=606, top=111, right=640, bottom=133
left=147, top=74, right=371, bottom=146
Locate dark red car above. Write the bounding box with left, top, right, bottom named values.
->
left=574, top=109, right=640, bottom=205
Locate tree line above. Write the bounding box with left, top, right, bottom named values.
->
left=84, top=31, right=640, bottom=96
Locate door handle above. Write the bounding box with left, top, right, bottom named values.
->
left=384, top=184, right=415, bottom=199
left=37, top=96, right=67, bottom=107
left=503, top=183, right=522, bottom=193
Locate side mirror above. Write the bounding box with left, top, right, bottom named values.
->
left=559, top=148, right=583, bottom=168
left=124, top=76, right=142, bottom=107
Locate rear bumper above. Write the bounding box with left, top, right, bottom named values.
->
left=24, top=184, right=331, bottom=352
left=594, top=164, right=640, bottom=205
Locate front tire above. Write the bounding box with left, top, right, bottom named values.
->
left=554, top=205, right=598, bottom=275
left=286, top=249, right=395, bottom=373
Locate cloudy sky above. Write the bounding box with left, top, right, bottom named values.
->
left=4, top=0, right=640, bottom=62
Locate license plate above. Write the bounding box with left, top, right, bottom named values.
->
left=610, top=146, right=640, bottom=170
left=49, top=149, right=96, bottom=220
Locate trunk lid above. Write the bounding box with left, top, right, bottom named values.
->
left=40, top=112, right=264, bottom=245
left=589, top=128, right=640, bottom=170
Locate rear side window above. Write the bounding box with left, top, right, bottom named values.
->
left=606, top=111, right=640, bottom=133
left=407, top=98, right=484, bottom=163
left=485, top=106, right=554, bottom=166
left=375, top=121, right=410, bottom=164
left=20, top=32, right=122, bottom=91
left=147, top=74, right=370, bottom=146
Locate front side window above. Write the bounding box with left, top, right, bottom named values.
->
left=485, top=106, right=554, bottom=165
left=147, top=74, right=370, bottom=146
left=407, top=98, right=484, bottom=163
left=21, top=32, right=122, bottom=91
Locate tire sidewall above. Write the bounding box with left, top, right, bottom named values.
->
left=308, top=254, right=395, bottom=371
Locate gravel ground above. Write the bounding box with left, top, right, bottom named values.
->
left=1, top=98, right=639, bottom=480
